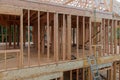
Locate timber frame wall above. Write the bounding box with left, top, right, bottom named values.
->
left=0, top=0, right=120, bottom=80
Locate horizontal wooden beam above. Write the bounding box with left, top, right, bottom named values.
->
left=1, top=54, right=120, bottom=80
left=0, top=5, right=21, bottom=15
left=64, top=0, right=74, bottom=5
left=0, top=49, right=20, bottom=54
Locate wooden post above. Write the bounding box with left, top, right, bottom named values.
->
left=89, top=17, right=92, bottom=55
left=20, top=9, right=23, bottom=67
left=113, top=62, right=116, bottom=80
left=103, top=19, right=105, bottom=56
left=110, top=20, right=113, bottom=55
left=54, top=13, right=59, bottom=61
left=14, top=25, right=16, bottom=48
left=107, top=19, right=109, bottom=55
left=23, top=25, right=26, bottom=47
left=28, top=10, right=30, bottom=66
left=60, top=76, right=63, bottom=80
left=107, top=69, right=110, bottom=80
left=83, top=17, right=85, bottom=57
left=9, top=26, right=11, bottom=47
left=119, top=62, right=120, bottom=80
left=76, top=16, right=79, bottom=59
left=62, top=14, right=66, bottom=60
left=111, top=67, right=113, bottom=80
left=67, top=14, right=71, bottom=60
left=38, top=11, right=40, bottom=65
left=17, top=25, right=20, bottom=47
left=47, top=12, right=50, bottom=60
left=76, top=69, right=79, bottom=80
left=70, top=70, right=72, bottom=80
left=109, top=0, right=113, bottom=11
left=114, top=20, right=117, bottom=54
left=105, top=19, right=107, bottom=54
left=119, top=21, right=120, bottom=55
left=100, top=21, right=103, bottom=56
left=41, top=25, right=45, bottom=54
left=83, top=68, right=84, bottom=80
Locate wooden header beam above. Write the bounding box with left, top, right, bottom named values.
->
left=0, top=5, right=21, bottom=15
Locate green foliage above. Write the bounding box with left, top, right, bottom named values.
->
left=117, top=27, right=120, bottom=39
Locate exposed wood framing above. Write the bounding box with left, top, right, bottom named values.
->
left=107, top=19, right=109, bottom=55
left=114, top=20, right=117, bottom=54
left=64, top=0, right=74, bottom=5
left=28, top=10, right=30, bottom=66
left=70, top=70, right=72, bottom=80
left=76, top=16, right=79, bottom=59
left=47, top=12, right=50, bottom=60
left=38, top=11, right=40, bottom=65
left=62, top=14, right=66, bottom=60
left=54, top=13, right=59, bottom=61
left=76, top=69, right=79, bottom=80
left=110, top=20, right=113, bottom=55
left=20, top=9, right=23, bottom=67
left=113, top=62, right=116, bottom=80
left=0, top=1, right=120, bottom=79
left=89, top=17, right=92, bottom=55
left=83, top=17, right=85, bottom=57
left=67, top=14, right=71, bottom=60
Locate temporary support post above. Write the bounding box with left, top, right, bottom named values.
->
left=62, top=14, right=66, bottom=60
left=20, top=9, right=23, bottom=67
left=47, top=12, right=50, bottom=60
left=54, top=13, right=59, bottom=61
left=38, top=11, right=40, bottom=65
left=67, top=14, right=71, bottom=60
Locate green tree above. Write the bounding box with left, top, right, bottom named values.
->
left=117, top=27, right=120, bottom=39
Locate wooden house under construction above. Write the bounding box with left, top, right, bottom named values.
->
left=0, top=0, right=120, bottom=80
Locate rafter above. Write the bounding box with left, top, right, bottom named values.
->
left=64, top=0, right=74, bottom=5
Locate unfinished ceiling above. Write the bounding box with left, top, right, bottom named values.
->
left=30, top=0, right=112, bottom=11
left=25, top=0, right=120, bottom=16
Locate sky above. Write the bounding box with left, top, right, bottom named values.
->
left=116, top=0, right=120, bottom=2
